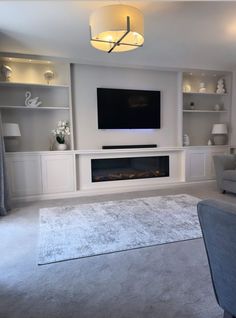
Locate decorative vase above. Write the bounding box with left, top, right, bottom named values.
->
left=183, top=134, right=190, bottom=146
left=207, top=139, right=212, bottom=146
left=56, top=143, right=67, bottom=151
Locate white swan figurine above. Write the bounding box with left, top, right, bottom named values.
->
left=25, top=91, right=42, bottom=107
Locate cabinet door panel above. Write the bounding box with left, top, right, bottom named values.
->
left=42, top=154, right=74, bottom=194
left=186, top=151, right=207, bottom=181
left=6, top=155, right=42, bottom=197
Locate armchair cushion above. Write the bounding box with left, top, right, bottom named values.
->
left=213, top=155, right=236, bottom=191
left=223, top=170, right=236, bottom=182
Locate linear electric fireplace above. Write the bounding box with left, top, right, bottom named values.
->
left=91, top=156, right=169, bottom=182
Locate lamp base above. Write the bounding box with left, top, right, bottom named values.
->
left=213, top=135, right=227, bottom=145
left=4, top=138, right=20, bottom=152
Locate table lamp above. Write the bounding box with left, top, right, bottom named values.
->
left=212, top=124, right=228, bottom=145
left=3, top=123, right=21, bottom=152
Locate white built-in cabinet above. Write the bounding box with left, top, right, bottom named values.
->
left=6, top=153, right=75, bottom=197
left=0, top=56, right=76, bottom=199
left=0, top=56, right=233, bottom=200
left=185, top=146, right=229, bottom=181
left=181, top=71, right=231, bottom=182
left=41, top=154, right=75, bottom=194
left=6, top=154, right=42, bottom=197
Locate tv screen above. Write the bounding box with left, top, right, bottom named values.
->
left=97, top=88, right=161, bottom=129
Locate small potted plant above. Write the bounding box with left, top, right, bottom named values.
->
left=52, top=120, right=70, bottom=151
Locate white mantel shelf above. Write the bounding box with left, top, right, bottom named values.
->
left=5, top=145, right=230, bottom=156
left=74, top=147, right=184, bottom=155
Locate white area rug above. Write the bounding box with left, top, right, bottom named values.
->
left=38, top=194, right=202, bottom=265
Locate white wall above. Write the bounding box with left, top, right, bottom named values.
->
left=72, top=64, right=179, bottom=149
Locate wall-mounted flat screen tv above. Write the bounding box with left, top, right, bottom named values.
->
left=97, top=88, right=161, bottom=129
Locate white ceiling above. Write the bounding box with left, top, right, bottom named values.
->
left=1, top=1, right=236, bottom=70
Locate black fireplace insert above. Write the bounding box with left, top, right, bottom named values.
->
left=91, top=156, right=169, bottom=182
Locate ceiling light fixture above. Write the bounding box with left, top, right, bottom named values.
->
left=89, top=5, right=144, bottom=53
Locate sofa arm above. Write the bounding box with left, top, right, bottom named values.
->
left=213, top=155, right=236, bottom=190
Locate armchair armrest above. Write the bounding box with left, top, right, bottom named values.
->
left=213, top=155, right=236, bottom=190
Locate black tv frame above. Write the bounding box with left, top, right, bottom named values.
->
left=97, top=88, right=161, bottom=130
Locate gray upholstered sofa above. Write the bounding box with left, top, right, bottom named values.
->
left=214, top=155, right=236, bottom=194
left=198, top=199, right=236, bottom=318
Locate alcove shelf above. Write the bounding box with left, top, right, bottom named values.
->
left=0, top=82, right=69, bottom=88
left=0, top=106, right=70, bottom=110
left=182, top=70, right=231, bottom=146
left=0, top=57, right=74, bottom=152
left=183, top=92, right=227, bottom=96
left=183, top=110, right=227, bottom=113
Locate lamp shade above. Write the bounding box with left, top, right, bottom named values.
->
left=3, top=123, right=21, bottom=137
left=212, top=124, right=228, bottom=135
left=90, top=5, right=144, bottom=52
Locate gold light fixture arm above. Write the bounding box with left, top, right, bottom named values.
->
left=107, top=16, right=130, bottom=53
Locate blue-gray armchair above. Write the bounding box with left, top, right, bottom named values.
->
left=213, top=155, right=236, bottom=194
left=198, top=199, right=236, bottom=318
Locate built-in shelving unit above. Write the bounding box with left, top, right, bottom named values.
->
left=182, top=70, right=231, bottom=147
left=0, top=56, right=73, bottom=151
left=0, top=56, right=233, bottom=201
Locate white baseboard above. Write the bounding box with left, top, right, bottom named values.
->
left=11, top=180, right=216, bottom=203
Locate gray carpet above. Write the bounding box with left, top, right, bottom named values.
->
left=38, top=194, right=201, bottom=264
left=1, top=182, right=231, bottom=318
